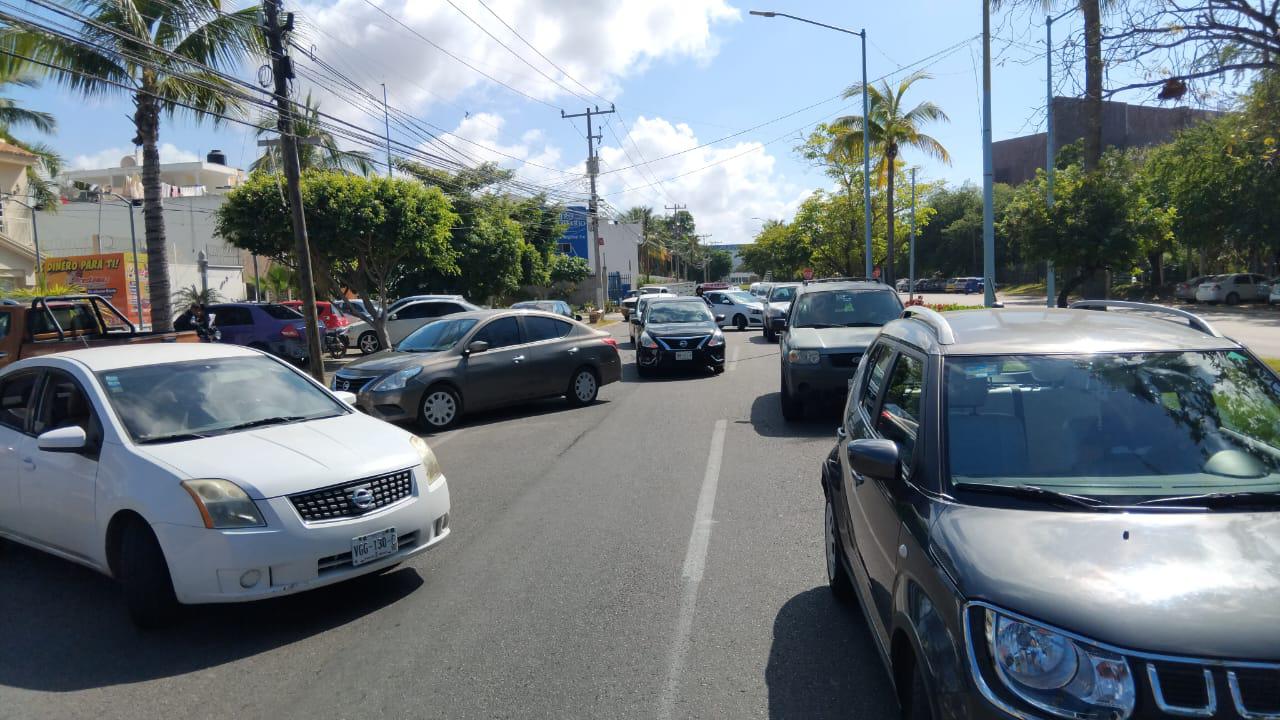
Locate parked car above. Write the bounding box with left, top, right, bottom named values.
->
left=749, top=281, right=774, bottom=298
left=702, top=288, right=764, bottom=331
left=282, top=300, right=351, bottom=351
left=762, top=282, right=800, bottom=342
left=630, top=294, right=681, bottom=346
left=776, top=279, right=903, bottom=420
left=894, top=279, right=910, bottom=292
left=335, top=310, right=621, bottom=431
left=622, top=286, right=672, bottom=321
left=1270, top=279, right=1280, bottom=305
left=510, top=300, right=579, bottom=320
left=356, top=297, right=482, bottom=355
left=821, top=300, right=1280, bottom=720
left=1174, top=275, right=1209, bottom=302
left=1195, top=273, right=1271, bottom=304
left=0, top=343, right=450, bottom=626
left=202, top=303, right=322, bottom=364
left=635, top=296, right=725, bottom=377
left=0, top=295, right=197, bottom=370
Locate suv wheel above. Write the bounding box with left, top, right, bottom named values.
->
left=825, top=494, right=855, bottom=600
left=780, top=380, right=803, bottom=421
left=119, top=521, right=179, bottom=628
left=734, top=314, right=747, bottom=331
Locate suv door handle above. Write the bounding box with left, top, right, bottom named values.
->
left=512, top=355, right=525, bottom=363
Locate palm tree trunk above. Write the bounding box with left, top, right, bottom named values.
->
left=885, top=158, right=896, bottom=285
left=133, top=83, right=172, bottom=331
left=1082, top=0, right=1103, bottom=171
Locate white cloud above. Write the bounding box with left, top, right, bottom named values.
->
left=69, top=143, right=199, bottom=170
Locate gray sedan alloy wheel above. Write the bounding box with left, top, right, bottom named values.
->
left=358, top=331, right=381, bottom=355
left=420, top=387, right=460, bottom=430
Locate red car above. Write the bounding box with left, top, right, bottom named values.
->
left=281, top=300, right=350, bottom=332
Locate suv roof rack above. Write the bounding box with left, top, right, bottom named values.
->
left=901, top=306, right=956, bottom=344
left=802, top=276, right=881, bottom=286
left=1068, top=300, right=1223, bottom=338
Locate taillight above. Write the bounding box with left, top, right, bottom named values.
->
left=280, top=324, right=300, bottom=339
left=601, top=337, right=618, bottom=348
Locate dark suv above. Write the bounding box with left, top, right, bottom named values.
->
left=777, top=278, right=902, bottom=420
left=821, top=301, right=1280, bottom=720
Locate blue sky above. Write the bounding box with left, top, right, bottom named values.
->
left=9, top=0, right=1116, bottom=244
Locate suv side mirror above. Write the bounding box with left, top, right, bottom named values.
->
left=37, top=425, right=88, bottom=453
left=846, top=438, right=899, bottom=480
left=771, top=317, right=788, bottom=332
left=465, top=340, right=490, bottom=355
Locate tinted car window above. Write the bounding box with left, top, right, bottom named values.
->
left=791, top=290, right=902, bottom=328
left=474, top=317, right=522, bottom=349
left=768, top=286, right=796, bottom=302
left=0, top=371, right=39, bottom=431
left=33, top=371, right=93, bottom=436
left=260, top=304, right=303, bottom=320
left=860, top=345, right=895, bottom=418
left=876, top=354, right=924, bottom=472
left=212, top=306, right=252, bottom=326
left=525, top=316, right=572, bottom=342
left=426, top=302, right=466, bottom=317
left=0, top=312, right=9, bottom=340
left=398, top=318, right=478, bottom=352
left=395, top=302, right=432, bottom=320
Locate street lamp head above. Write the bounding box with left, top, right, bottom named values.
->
left=748, top=10, right=776, bottom=17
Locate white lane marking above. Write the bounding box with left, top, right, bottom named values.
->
left=658, top=418, right=727, bottom=720
left=726, top=345, right=740, bottom=372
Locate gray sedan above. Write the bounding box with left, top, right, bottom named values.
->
left=334, top=309, right=622, bottom=430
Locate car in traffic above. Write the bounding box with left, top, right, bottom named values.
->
left=510, top=300, right=580, bottom=320
left=621, top=285, right=672, bottom=321
left=630, top=293, right=681, bottom=346
left=635, top=296, right=725, bottom=377
left=762, top=282, right=799, bottom=342
left=1195, top=273, right=1271, bottom=304
left=334, top=309, right=621, bottom=431
left=701, top=288, right=764, bottom=331
left=821, top=300, right=1280, bottom=720
left=355, top=296, right=482, bottom=355
left=776, top=279, right=903, bottom=420
left=282, top=300, right=351, bottom=351
left=944, top=277, right=961, bottom=293
left=0, top=343, right=450, bottom=626
left=1270, top=279, right=1280, bottom=304
left=203, top=302, right=323, bottom=364
left=749, top=281, right=774, bottom=298
left=1174, top=275, right=1209, bottom=302
left=0, top=294, right=198, bottom=370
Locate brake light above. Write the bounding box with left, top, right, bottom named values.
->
left=601, top=337, right=618, bottom=348
left=280, top=324, right=300, bottom=339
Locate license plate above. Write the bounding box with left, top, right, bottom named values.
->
left=675, top=351, right=693, bottom=361
left=351, top=528, right=397, bottom=567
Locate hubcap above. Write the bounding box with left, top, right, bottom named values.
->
left=360, top=334, right=379, bottom=353
left=825, top=500, right=837, bottom=581
left=575, top=371, right=596, bottom=401
left=423, top=391, right=456, bottom=427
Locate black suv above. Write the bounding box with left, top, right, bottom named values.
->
left=822, top=301, right=1280, bottom=720
left=776, top=278, right=903, bottom=420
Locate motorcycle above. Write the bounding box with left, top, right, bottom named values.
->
left=324, top=329, right=347, bottom=359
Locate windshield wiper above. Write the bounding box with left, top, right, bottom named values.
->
left=843, top=322, right=882, bottom=327
left=795, top=323, right=841, bottom=329
left=952, top=482, right=1106, bottom=510
left=1135, top=490, right=1280, bottom=509
left=216, top=415, right=312, bottom=433
left=137, top=432, right=210, bottom=444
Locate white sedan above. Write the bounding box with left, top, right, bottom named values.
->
left=0, top=343, right=450, bottom=626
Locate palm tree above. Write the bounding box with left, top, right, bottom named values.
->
left=622, top=206, right=657, bottom=277
left=252, top=92, right=374, bottom=175
left=0, top=69, right=62, bottom=209
left=834, top=70, right=950, bottom=285
left=3, top=0, right=263, bottom=331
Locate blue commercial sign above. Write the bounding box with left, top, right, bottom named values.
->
left=557, top=206, right=589, bottom=259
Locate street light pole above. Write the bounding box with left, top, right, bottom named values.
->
left=909, top=167, right=917, bottom=300
left=107, top=192, right=145, bottom=326
left=749, top=10, right=872, bottom=277
left=981, top=0, right=997, bottom=308
left=1043, top=8, right=1074, bottom=308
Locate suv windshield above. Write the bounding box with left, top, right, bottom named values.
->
left=791, top=290, right=902, bottom=328
left=946, top=352, right=1280, bottom=503
left=647, top=303, right=713, bottom=324
left=398, top=317, right=478, bottom=352
left=768, top=286, right=796, bottom=303
left=98, top=356, right=346, bottom=444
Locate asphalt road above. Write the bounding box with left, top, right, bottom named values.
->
left=0, top=324, right=897, bottom=720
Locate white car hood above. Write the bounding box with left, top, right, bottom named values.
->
left=135, top=413, right=422, bottom=499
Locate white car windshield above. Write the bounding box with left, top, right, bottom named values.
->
left=98, top=357, right=346, bottom=444
left=726, top=291, right=756, bottom=304
left=946, top=351, right=1280, bottom=503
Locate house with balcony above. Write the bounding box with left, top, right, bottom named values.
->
left=0, top=141, right=38, bottom=290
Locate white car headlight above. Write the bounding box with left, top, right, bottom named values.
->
left=982, top=608, right=1135, bottom=719
left=181, top=479, right=266, bottom=529
left=409, top=435, right=443, bottom=484
left=639, top=331, right=658, bottom=349
left=371, top=366, right=422, bottom=392
left=787, top=349, right=821, bottom=365
left=706, top=331, right=725, bottom=347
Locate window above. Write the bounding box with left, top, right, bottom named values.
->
left=1234, top=275, right=1251, bottom=284
left=398, top=318, right=478, bottom=352
left=29, top=304, right=101, bottom=336
left=704, top=292, right=722, bottom=304
left=425, top=302, right=465, bottom=317
left=791, top=290, right=903, bottom=329
left=0, top=371, right=39, bottom=432
left=875, top=354, right=924, bottom=471
left=473, top=317, right=522, bottom=349
left=859, top=345, right=896, bottom=418
left=259, top=304, right=303, bottom=320
left=212, top=306, right=253, bottom=326
left=0, top=312, right=9, bottom=341
left=33, top=372, right=93, bottom=437
left=525, top=316, right=572, bottom=342
left=395, top=302, right=433, bottom=320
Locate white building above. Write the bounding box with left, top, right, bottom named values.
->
left=0, top=141, right=38, bottom=289
left=37, top=151, right=250, bottom=301
left=597, top=220, right=642, bottom=279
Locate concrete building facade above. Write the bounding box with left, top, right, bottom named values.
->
left=0, top=141, right=38, bottom=289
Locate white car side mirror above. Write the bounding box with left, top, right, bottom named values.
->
left=333, top=390, right=358, bottom=405
left=37, top=425, right=88, bottom=452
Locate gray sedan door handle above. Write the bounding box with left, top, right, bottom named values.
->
left=512, top=355, right=526, bottom=363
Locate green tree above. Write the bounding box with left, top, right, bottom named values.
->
left=252, top=92, right=374, bottom=175
left=549, top=253, right=589, bottom=284
left=4, top=0, right=264, bottom=331
left=0, top=68, right=61, bottom=209
left=705, top=249, right=733, bottom=281
left=834, top=71, right=950, bottom=285
left=216, top=171, right=458, bottom=346
left=739, top=220, right=813, bottom=280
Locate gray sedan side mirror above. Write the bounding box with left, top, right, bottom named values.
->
left=37, top=425, right=88, bottom=453
left=465, top=340, right=490, bottom=355
left=714, top=314, right=726, bottom=323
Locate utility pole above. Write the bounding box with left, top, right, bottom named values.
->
left=694, top=233, right=712, bottom=282
left=1045, top=11, right=1060, bottom=307
left=263, top=0, right=325, bottom=381
left=381, top=83, right=393, bottom=176
left=909, top=167, right=917, bottom=301
left=563, top=105, right=615, bottom=308
left=664, top=203, right=686, bottom=282
left=981, top=0, right=997, bottom=308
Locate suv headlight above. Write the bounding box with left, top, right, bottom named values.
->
left=706, top=330, right=725, bottom=347
left=977, top=607, right=1135, bottom=720
left=787, top=349, right=820, bottom=365
left=639, top=331, right=658, bottom=349
left=409, top=435, right=443, bottom=485
left=181, top=479, right=266, bottom=529
left=371, top=366, right=422, bottom=392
